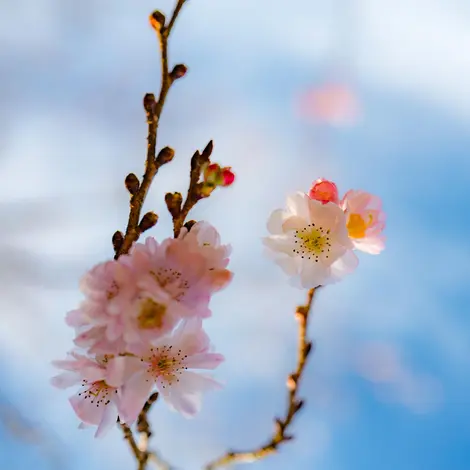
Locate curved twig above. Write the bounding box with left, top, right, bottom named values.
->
left=203, top=288, right=319, bottom=469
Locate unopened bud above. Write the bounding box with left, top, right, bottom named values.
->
left=139, top=211, right=159, bottom=232
left=200, top=140, right=214, bottom=163
left=294, top=400, right=304, bottom=412
left=308, top=178, right=339, bottom=205
left=125, top=173, right=140, bottom=195
left=304, top=341, right=314, bottom=357
left=112, top=231, right=124, bottom=253
left=170, top=64, right=188, bottom=81
left=183, top=220, right=197, bottom=232
left=202, top=162, right=235, bottom=188
left=143, top=93, right=156, bottom=113
left=221, top=167, right=235, bottom=186
left=200, top=182, right=215, bottom=198
left=287, top=374, right=298, bottom=391
left=165, top=192, right=183, bottom=217
left=149, top=10, right=166, bottom=32
left=156, top=146, right=175, bottom=165
left=190, top=150, right=201, bottom=171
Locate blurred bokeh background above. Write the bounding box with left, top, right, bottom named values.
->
left=1, top=0, right=470, bottom=469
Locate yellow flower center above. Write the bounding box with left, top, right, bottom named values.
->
left=143, top=346, right=189, bottom=388
left=293, top=224, right=332, bottom=262
left=347, top=213, right=374, bottom=239
left=297, top=228, right=327, bottom=254
left=137, top=299, right=167, bottom=329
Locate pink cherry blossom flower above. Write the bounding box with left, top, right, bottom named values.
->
left=122, top=233, right=231, bottom=319
left=51, top=352, right=129, bottom=438
left=178, top=221, right=232, bottom=270
left=263, top=192, right=358, bottom=288
left=341, top=189, right=386, bottom=254
left=66, top=260, right=138, bottom=354
left=308, top=178, right=339, bottom=205
left=119, top=318, right=224, bottom=422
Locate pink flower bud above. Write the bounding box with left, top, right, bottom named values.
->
left=203, top=163, right=221, bottom=185
left=308, top=178, right=339, bottom=204
left=203, top=163, right=235, bottom=188
left=221, top=167, right=235, bottom=186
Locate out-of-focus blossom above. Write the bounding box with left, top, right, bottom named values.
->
left=297, top=82, right=361, bottom=126
left=263, top=192, right=357, bottom=288
left=51, top=352, right=130, bottom=438
left=308, top=178, right=339, bottom=205
left=341, top=190, right=386, bottom=254
left=119, top=319, right=224, bottom=421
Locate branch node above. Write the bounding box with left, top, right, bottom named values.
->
left=165, top=192, right=183, bottom=217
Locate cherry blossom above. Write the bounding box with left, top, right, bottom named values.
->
left=341, top=189, right=386, bottom=254
left=51, top=352, right=129, bottom=438
left=119, top=318, right=224, bottom=422
left=122, top=231, right=231, bottom=319
left=263, top=192, right=358, bottom=288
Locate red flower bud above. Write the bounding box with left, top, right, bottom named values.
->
left=221, top=167, right=235, bottom=186
left=308, top=178, right=339, bottom=204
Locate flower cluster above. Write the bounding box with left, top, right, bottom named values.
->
left=264, top=178, right=386, bottom=288
left=51, top=222, right=231, bottom=437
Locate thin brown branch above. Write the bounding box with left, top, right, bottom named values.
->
left=114, top=0, right=188, bottom=260
left=203, top=287, right=319, bottom=470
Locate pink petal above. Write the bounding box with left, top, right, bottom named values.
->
left=70, top=393, right=105, bottom=426
left=184, top=353, right=224, bottom=370
left=50, top=372, right=80, bottom=389
left=329, top=250, right=359, bottom=283
left=95, top=401, right=118, bottom=438
left=266, top=209, right=286, bottom=234
left=119, top=371, right=153, bottom=424
left=162, top=372, right=222, bottom=418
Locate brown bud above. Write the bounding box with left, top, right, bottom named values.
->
left=139, top=211, right=159, bottom=232
left=149, top=10, right=166, bottom=32
left=283, top=434, right=294, bottom=442
left=304, top=341, right=314, bottom=357
left=183, top=220, right=197, bottom=232
left=125, top=173, right=140, bottom=195
left=294, top=400, right=304, bottom=412
left=143, top=93, right=156, bottom=113
left=200, top=140, right=213, bottom=164
left=190, top=150, right=201, bottom=171
left=112, top=231, right=124, bottom=253
left=170, top=64, right=188, bottom=81
left=156, top=146, right=175, bottom=165
left=165, top=192, right=183, bottom=217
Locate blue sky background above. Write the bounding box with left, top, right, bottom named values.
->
left=1, top=0, right=470, bottom=469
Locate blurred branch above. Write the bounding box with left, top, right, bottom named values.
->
left=203, top=288, right=319, bottom=470
left=114, top=0, right=189, bottom=259
left=120, top=393, right=172, bottom=470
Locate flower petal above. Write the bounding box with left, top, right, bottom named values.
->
left=94, top=401, right=118, bottom=438
left=50, top=372, right=80, bottom=389
left=119, top=370, right=153, bottom=424
left=184, top=353, right=224, bottom=370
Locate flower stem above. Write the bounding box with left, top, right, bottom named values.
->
left=114, top=0, right=189, bottom=259
left=203, top=288, right=319, bottom=469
